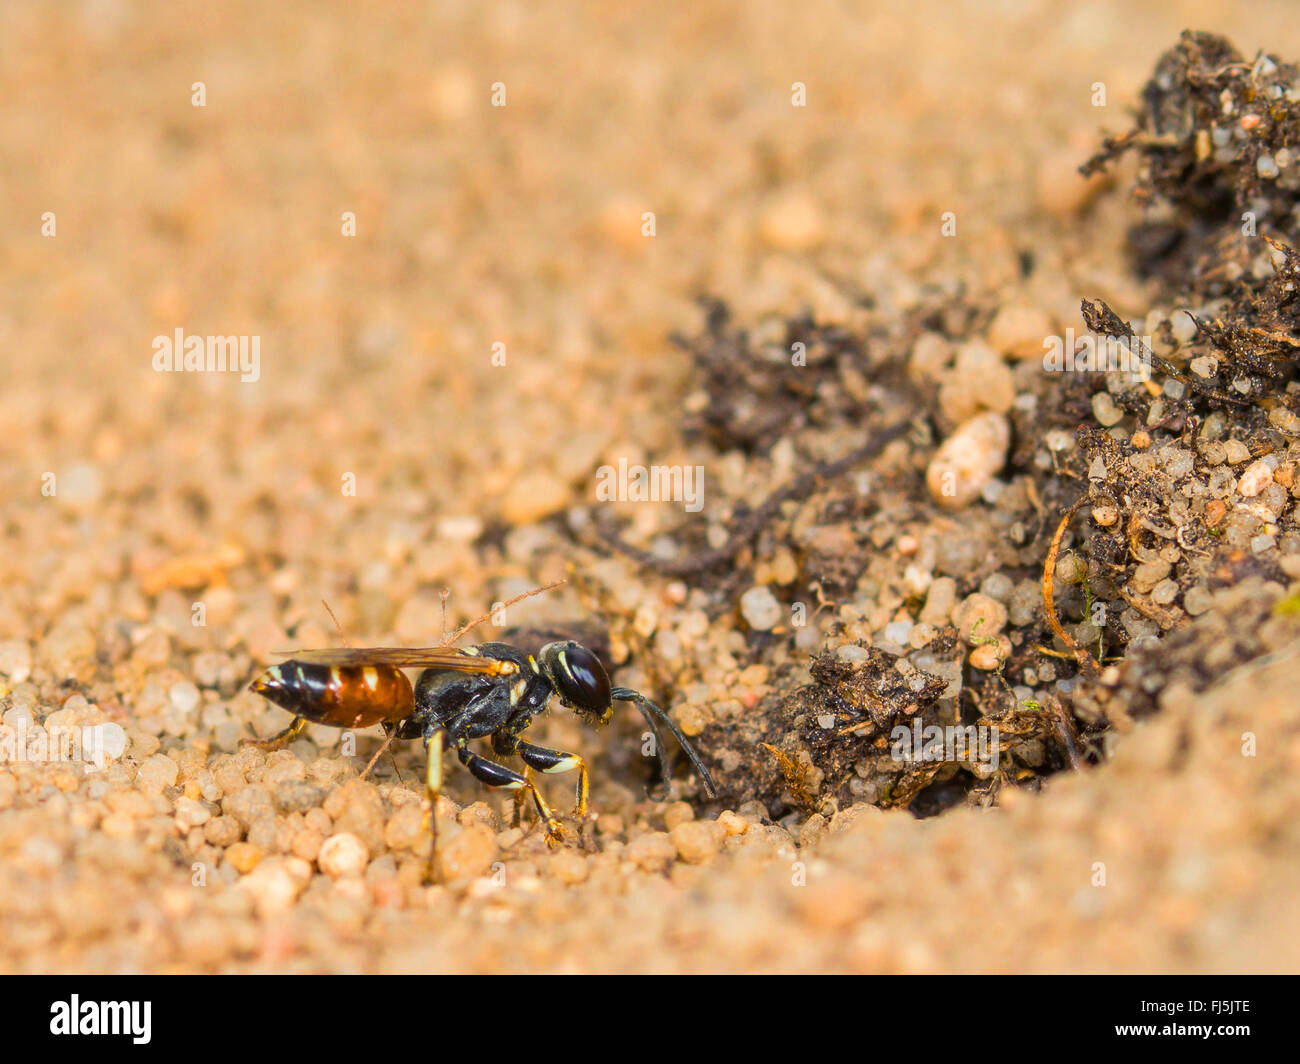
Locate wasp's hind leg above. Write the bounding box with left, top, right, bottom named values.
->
left=240, top=715, right=308, bottom=751
left=509, top=767, right=533, bottom=829
left=456, top=743, right=565, bottom=846
left=362, top=719, right=414, bottom=782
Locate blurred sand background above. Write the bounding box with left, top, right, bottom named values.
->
left=1, top=0, right=1298, bottom=972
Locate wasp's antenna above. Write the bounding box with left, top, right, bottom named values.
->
left=445, top=578, right=566, bottom=646
left=611, top=686, right=717, bottom=797
left=438, top=587, right=451, bottom=644
left=321, top=599, right=351, bottom=647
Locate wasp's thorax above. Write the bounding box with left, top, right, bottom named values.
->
left=539, top=641, right=613, bottom=724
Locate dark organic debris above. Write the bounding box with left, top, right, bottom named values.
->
left=581, top=30, right=1300, bottom=826
left=1082, top=30, right=1300, bottom=221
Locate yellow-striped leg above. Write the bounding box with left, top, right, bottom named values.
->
left=241, top=715, right=308, bottom=751
left=517, top=740, right=590, bottom=819
left=457, top=744, right=564, bottom=845
left=511, top=766, right=534, bottom=828
left=422, top=728, right=445, bottom=881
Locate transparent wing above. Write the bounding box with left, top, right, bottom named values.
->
left=272, top=647, right=516, bottom=674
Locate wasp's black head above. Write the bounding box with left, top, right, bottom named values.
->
left=540, top=641, right=612, bottom=724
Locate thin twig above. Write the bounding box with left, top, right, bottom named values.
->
left=1042, top=497, right=1100, bottom=678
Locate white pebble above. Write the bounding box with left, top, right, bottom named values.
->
left=437, top=515, right=484, bottom=542
left=884, top=620, right=913, bottom=645
left=1170, top=311, right=1198, bottom=343
left=136, top=753, right=179, bottom=794
left=926, top=412, right=1010, bottom=511
left=168, top=681, right=201, bottom=714
left=1045, top=429, right=1073, bottom=452
left=1237, top=459, right=1273, bottom=498
left=739, top=586, right=782, bottom=631
left=318, top=832, right=370, bottom=877
left=174, top=797, right=212, bottom=830
left=903, top=565, right=932, bottom=596
left=1223, top=439, right=1251, bottom=464
left=1092, top=392, right=1123, bottom=426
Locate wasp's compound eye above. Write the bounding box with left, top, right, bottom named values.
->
left=544, top=642, right=611, bottom=715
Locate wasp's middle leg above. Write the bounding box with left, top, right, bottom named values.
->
left=421, top=725, right=447, bottom=881
left=515, top=740, right=590, bottom=820
left=456, top=742, right=565, bottom=845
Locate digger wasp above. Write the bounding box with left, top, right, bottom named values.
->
left=245, top=581, right=716, bottom=877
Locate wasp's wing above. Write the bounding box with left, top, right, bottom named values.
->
left=272, top=647, right=516, bottom=674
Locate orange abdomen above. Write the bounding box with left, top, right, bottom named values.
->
left=253, top=661, right=414, bottom=729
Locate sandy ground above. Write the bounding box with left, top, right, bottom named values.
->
left=1, top=0, right=1298, bottom=973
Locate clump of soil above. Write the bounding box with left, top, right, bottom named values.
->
left=1084, top=30, right=1300, bottom=275
left=1064, top=29, right=1300, bottom=675
left=1074, top=575, right=1300, bottom=729
left=588, top=29, right=1300, bottom=825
